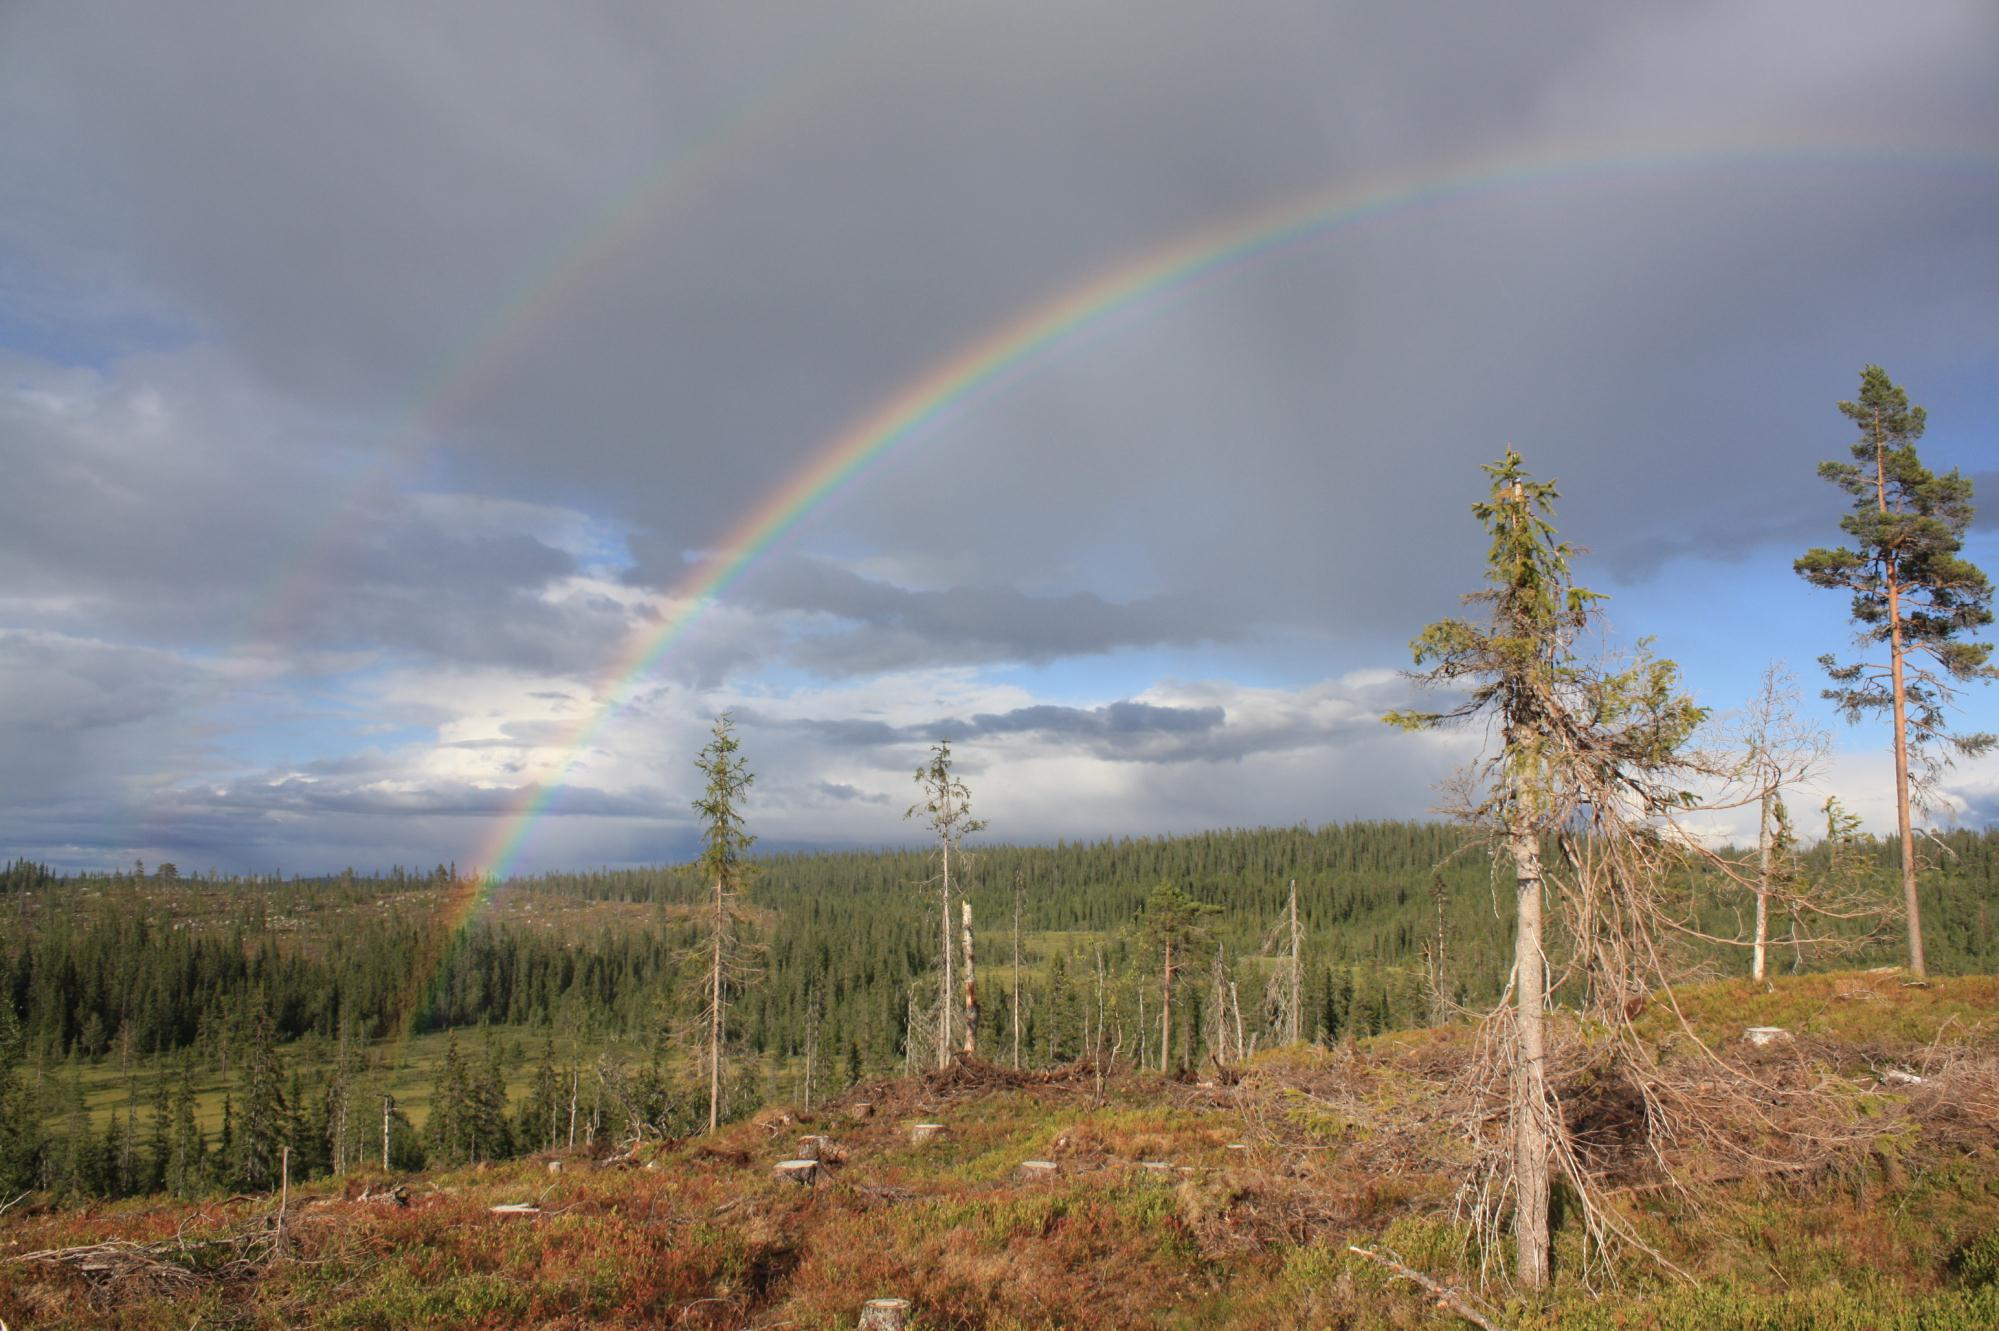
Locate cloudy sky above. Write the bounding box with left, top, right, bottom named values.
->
left=3, top=1, right=1996, bottom=875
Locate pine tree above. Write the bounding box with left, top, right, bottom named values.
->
left=1137, top=883, right=1219, bottom=1073
left=1796, top=366, right=1996, bottom=977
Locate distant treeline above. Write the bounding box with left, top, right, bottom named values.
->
left=6, top=822, right=1999, bottom=1065
left=1, top=822, right=1995, bottom=1200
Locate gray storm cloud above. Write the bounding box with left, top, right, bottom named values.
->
left=1, top=1, right=1994, bottom=868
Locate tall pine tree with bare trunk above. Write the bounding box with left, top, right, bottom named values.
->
left=692, top=713, right=755, bottom=1133
left=1796, top=366, right=1995, bottom=978
left=907, top=741, right=983, bottom=1069
left=1138, top=882, right=1218, bottom=1074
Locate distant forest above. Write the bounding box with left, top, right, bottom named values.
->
left=2, top=820, right=1995, bottom=1200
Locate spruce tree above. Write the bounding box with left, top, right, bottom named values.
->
left=1796, top=366, right=1995, bottom=976
left=233, top=1007, right=288, bottom=1192
left=146, top=1065, right=172, bottom=1194
left=165, top=1058, right=205, bottom=1199
left=907, top=741, right=984, bottom=1069
left=691, top=712, right=756, bottom=1133
left=0, top=1005, right=39, bottom=1195
left=427, top=1031, right=469, bottom=1165
left=1387, top=450, right=1704, bottom=1287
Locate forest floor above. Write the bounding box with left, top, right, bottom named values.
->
left=4, top=970, right=1998, bottom=1330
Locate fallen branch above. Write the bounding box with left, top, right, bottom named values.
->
left=1347, top=1244, right=1511, bottom=1331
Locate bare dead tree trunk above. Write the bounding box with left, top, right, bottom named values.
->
left=1428, top=870, right=1452, bottom=1022
left=961, top=899, right=978, bottom=1058
left=1754, top=776, right=1772, bottom=982
left=567, top=1071, right=578, bottom=1149
left=1287, top=878, right=1302, bottom=1045
left=803, top=987, right=818, bottom=1112
left=1136, top=987, right=1146, bottom=1070
left=1160, top=939, right=1173, bottom=1074
left=1012, top=871, right=1023, bottom=1070
left=381, top=1095, right=392, bottom=1172
left=940, top=835, right=953, bottom=1069
left=1509, top=802, right=1551, bottom=1289
left=1208, top=942, right=1228, bottom=1065
left=1094, top=949, right=1107, bottom=1064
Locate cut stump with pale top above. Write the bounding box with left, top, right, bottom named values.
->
left=859, top=1297, right=911, bottom=1329
left=774, top=1159, right=820, bottom=1186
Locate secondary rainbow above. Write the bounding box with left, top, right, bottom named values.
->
left=227, top=13, right=903, bottom=649
left=449, top=133, right=1999, bottom=921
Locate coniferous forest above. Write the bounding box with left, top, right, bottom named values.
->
left=4, top=817, right=1997, bottom=1203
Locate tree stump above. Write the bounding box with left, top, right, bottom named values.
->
left=1017, top=1159, right=1058, bottom=1180
left=774, top=1159, right=820, bottom=1186
left=1744, top=1026, right=1789, bottom=1047
left=798, top=1134, right=829, bottom=1160
left=546, top=1159, right=563, bottom=1174
left=850, top=1101, right=874, bottom=1119
left=908, top=1122, right=947, bottom=1145
left=859, top=1297, right=911, bottom=1329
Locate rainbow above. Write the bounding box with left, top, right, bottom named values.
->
left=417, top=134, right=1998, bottom=960
left=229, top=12, right=904, bottom=650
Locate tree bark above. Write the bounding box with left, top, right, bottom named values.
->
left=1509, top=806, right=1551, bottom=1289
left=1753, top=776, right=1772, bottom=982
left=1875, top=408, right=1926, bottom=978
left=709, top=873, right=723, bottom=1133
left=961, top=899, right=978, bottom=1058
left=939, top=832, right=953, bottom=1069
left=1012, top=872, right=1023, bottom=1070
left=803, top=990, right=817, bottom=1112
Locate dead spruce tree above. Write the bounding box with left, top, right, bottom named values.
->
left=1729, top=664, right=1828, bottom=981
left=907, top=741, right=984, bottom=1069
left=1796, top=365, right=1996, bottom=977
left=1387, top=451, right=1706, bottom=1288
left=1259, top=878, right=1305, bottom=1046
left=691, top=713, right=757, bottom=1133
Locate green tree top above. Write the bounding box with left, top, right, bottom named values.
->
left=1386, top=449, right=1703, bottom=814
left=1794, top=365, right=1995, bottom=777
left=906, top=740, right=984, bottom=849
left=693, top=713, right=756, bottom=890
left=1137, top=882, right=1220, bottom=957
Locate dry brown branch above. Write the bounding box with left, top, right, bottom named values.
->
left=1348, top=1244, right=1512, bottom=1331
